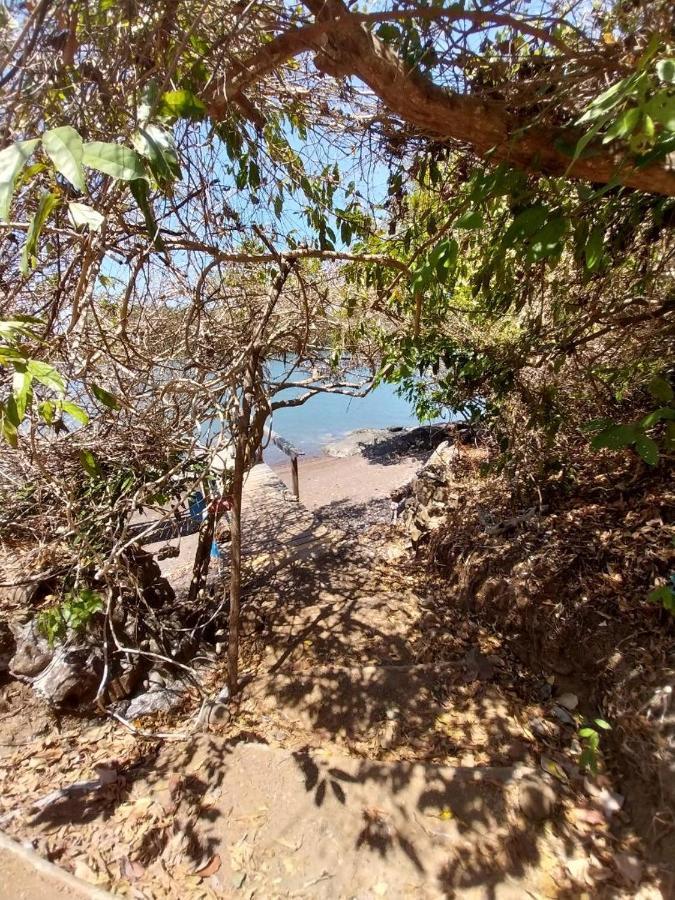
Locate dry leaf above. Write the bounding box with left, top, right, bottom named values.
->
left=193, top=854, right=221, bottom=878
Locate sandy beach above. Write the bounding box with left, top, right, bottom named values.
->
left=268, top=425, right=449, bottom=532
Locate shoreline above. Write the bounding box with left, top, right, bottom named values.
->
left=267, top=424, right=450, bottom=531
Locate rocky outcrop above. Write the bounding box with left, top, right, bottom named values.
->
left=395, top=440, right=462, bottom=544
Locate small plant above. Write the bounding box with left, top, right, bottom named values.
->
left=648, top=573, right=675, bottom=615
left=578, top=718, right=611, bottom=774
left=37, top=588, right=103, bottom=646
left=585, top=376, right=675, bottom=465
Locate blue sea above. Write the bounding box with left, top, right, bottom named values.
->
left=263, top=361, right=440, bottom=462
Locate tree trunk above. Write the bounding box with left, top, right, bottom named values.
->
left=227, top=439, right=245, bottom=694
left=187, top=505, right=216, bottom=607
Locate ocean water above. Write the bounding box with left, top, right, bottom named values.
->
left=264, top=361, right=438, bottom=461
left=202, top=360, right=443, bottom=463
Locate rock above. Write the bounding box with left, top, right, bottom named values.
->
left=423, top=440, right=460, bottom=471
left=551, top=704, right=575, bottom=726
left=528, top=717, right=552, bottom=739
left=32, top=645, right=101, bottom=704
left=557, top=692, right=579, bottom=711
left=518, top=777, right=557, bottom=821
left=462, top=648, right=495, bottom=682
left=126, top=680, right=186, bottom=719
left=196, top=685, right=231, bottom=729
left=9, top=619, right=53, bottom=677
left=146, top=669, right=167, bottom=689
left=585, top=782, right=624, bottom=820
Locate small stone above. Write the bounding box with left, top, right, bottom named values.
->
left=518, top=778, right=557, bottom=821
left=558, top=692, right=579, bottom=711
left=147, top=669, right=167, bottom=690
left=126, top=681, right=185, bottom=718
left=551, top=704, right=575, bottom=726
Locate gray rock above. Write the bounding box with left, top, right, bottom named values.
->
left=146, top=669, right=167, bottom=689
left=551, top=704, right=575, bottom=726
left=9, top=619, right=53, bottom=677
left=126, top=680, right=186, bottom=719
left=196, top=684, right=231, bottom=729
left=557, top=692, right=579, bottom=711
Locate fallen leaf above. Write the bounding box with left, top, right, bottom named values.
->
left=540, top=755, right=568, bottom=783
left=193, top=854, right=221, bottom=877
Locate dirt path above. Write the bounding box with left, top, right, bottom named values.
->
left=0, top=524, right=666, bottom=897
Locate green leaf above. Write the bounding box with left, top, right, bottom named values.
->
left=655, top=58, right=675, bottom=85
left=602, top=106, right=642, bottom=144
left=67, top=201, right=104, bottom=231
left=80, top=449, right=101, bottom=477
left=577, top=77, right=633, bottom=124
left=634, top=432, right=659, bottom=465
left=648, top=585, right=675, bottom=612
left=42, top=126, right=86, bottom=192
left=502, top=205, right=549, bottom=247
left=0, top=407, right=18, bottom=447
left=578, top=727, right=596, bottom=738
left=129, top=179, right=165, bottom=250
left=61, top=401, right=89, bottom=425
left=648, top=376, right=673, bottom=403
left=158, top=89, right=206, bottom=121
left=26, top=359, right=65, bottom=395
left=0, top=139, right=39, bottom=221
left=82, top=142, right=146, bottom=180
left=591, top=423, right=637, bottom=450
left=132, top=125, right=181, bottom=186
left=12, top=367, right=33, bottom=421
left=664, top=421, right=675, bottom=452
left=91, top=383, right=120, bottom=409
left=20, top=191, right=60, bottom=275
left=641, top=407, right=675, bottom=428
left=456, top=210, right=483, bottom=229
left=527, top=216, right=568, bottom=262
left=38, top=400, right=55, bottom=424
left=644, top=93, right=675, bottom=132
left=585, top=225, right=605, bottom=272
left=594, top=719, right=611, bottom=730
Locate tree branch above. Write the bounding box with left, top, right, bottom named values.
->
left=213, top=0, right=675, bottom=197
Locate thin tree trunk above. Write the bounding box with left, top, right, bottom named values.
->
left=227, top=437, right=245, bottom=693
left=187, top=505, right=216, bottom=607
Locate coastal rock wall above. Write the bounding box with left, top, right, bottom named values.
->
left=395, top=435, right=466, bottom=544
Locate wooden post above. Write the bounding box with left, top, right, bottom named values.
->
left=291, top=455, right=299, bottom=500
